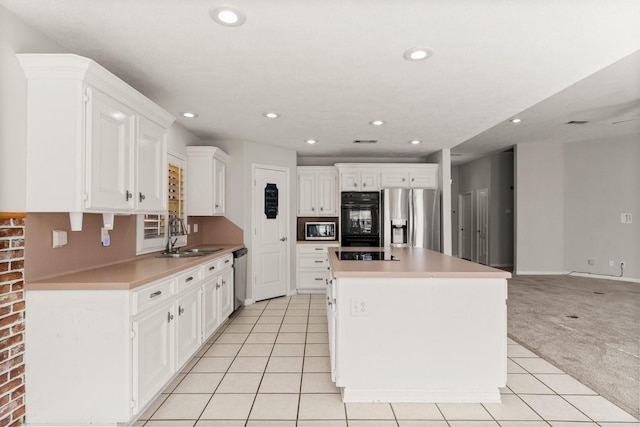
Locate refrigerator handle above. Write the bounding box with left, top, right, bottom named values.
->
left=408, top=189, right=414, bottom=247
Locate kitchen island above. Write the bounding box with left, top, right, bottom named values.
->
left=327, top=247, right=511, bottom=403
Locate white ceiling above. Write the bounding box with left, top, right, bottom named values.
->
left=3, top=0, right=640, bottom=163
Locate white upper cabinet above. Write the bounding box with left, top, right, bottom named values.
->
left=338, top=168, right=380, bottom=191
left=186, top=146, right=230, bottom=216
left=18, top=54, right=175, bottom=228
left=337, top=164, right=438, bottom=191
left=136, top=117, right=168, bottom=212
left=297, top=167, right=338, bottom=216
left=380, top=166, right=438, bottom=189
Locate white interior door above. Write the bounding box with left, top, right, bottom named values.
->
left=476, top=188, right=489, bottom=265
left=459, top=193, right=472, bottom=260
left=253, top=165, right=289, bottom=302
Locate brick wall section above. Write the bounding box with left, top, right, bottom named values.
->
left=0, top=217, right=25, bottom=426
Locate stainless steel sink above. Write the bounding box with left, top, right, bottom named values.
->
left=156, top=251, right=206, bottom=258
left=155, top=247, right=222, bottom=258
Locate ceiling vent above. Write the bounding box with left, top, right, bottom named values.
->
left=353, top=140, right=378, bottom=144
left=565, top=120, right=590, bottom=124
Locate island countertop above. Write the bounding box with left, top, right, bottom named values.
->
left=26, top=243, right=245, bottom=291
left=329, top=247, right=511, bottom=279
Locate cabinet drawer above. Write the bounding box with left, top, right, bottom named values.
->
left=202, top=259, right=221, bottom=279
left=298, top=269, right=331, bottom=289
left=297, top=244, right=338, bottom=254
left=219, top=254, right=233, bottom=270
left=299, top=255, right=329, bottom=268
left=176, top=267, right=203, bottom=289
left=132, top=278, right=174, bottom=315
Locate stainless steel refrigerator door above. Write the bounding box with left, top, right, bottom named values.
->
left=382, top=188, right=410, bottom=247
left=410, top=188, right=441, bottom=251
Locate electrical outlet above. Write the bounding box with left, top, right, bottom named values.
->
left=350, top=299, right=367, bottom=317
left=194, top=224, right=199, bottom=233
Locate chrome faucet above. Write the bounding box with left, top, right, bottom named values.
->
left=166, top=216, right=187, bottom=253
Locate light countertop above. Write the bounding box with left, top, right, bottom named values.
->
left=26, top=244, right=245, bottom=291
left=329, top=247, right=511, bottom=279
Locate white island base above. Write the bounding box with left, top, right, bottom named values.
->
left=327, top=270, right=508, bottom=403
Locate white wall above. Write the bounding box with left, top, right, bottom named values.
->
left=454, top=151, right=514, bottom=267
left=563, top=136, right=639, bottom=280
left=515, top=143, right=565, bottom=274
left=0, top=6, right=64, bottom=212
left=205, top=139, right=298, bottom=300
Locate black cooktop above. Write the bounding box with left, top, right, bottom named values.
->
left=336, top=251, right=398, bottom=261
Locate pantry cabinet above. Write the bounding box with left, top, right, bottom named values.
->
left=18, top=54, right=174, bottom=229
left=297, top=166, right=338, bottom=216
left=187, top=146, right=230, bottom=216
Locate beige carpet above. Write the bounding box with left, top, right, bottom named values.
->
left=507, top=274, right=640, bottom=419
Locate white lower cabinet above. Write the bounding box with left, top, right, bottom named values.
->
left=25, top=251, right=240, bottom=426
left=296, top=243, right=339, bottom=292
left=201, top=254, right=234, bottom=340
left=176, top=286, right=202, bottom=368
left=132, top=300, right=175, bottom=413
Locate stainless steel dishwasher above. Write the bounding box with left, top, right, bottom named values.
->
left=232, top=248, right=248, bottom=311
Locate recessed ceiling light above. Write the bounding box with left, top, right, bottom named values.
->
left=370, top=120, right=384, bottom=126
left=305, top=139, right=317, bottom=145
left=510, top=118, right=522, bottom=123
left=181, top=112, right=198, bottom=118
left=263, top=112, right=280, bottom=119
left=403, top=47, right=434, bottom=61
left=409, top=140, right=421, bottom=145
left=209, top=6, right=246, bottom=26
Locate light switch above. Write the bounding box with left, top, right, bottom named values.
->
left=52, top=230, right=68, bottom=248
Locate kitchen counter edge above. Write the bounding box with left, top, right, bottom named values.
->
left=329, top=247, right=511, bottom=279
left=26, top=244, right=245, bottom=291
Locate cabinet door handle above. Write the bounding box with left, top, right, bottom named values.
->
left=224, top=259, right=230, bottom=264
left=209, top=266, right=216, bottom=271
left=179, top=306, right=184, bottom=316
left=314, top=248, right=323, bottom=251
left=222, top=280, right=226, bottom=286
left=167, top=312, right=174, bottom=323
left=139, top=192, right=146, bottom=202
left=314, top=260, right=323, bottom=263
left=315, top=278, right=323, bottom=281
left=216, top=283, right=221, bottom=289
left=149, top=291, right=162, bottom=299
left=185, top=276, right=194, bottom=283
left=125, top=190, right=133, bottom=201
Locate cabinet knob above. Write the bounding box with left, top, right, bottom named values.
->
left=125, top=190, right=133, bottom=201
left=363, top=183, right=367, bottom=187
left=215, top=204, right=219, bottom=208
left=311, top=207, right=315, bottom=212
left=139, top=192, right=146, bottom=202
left=354, top=183, right=357, bottom=187
left=320, top=207, right=324, bottom=211
left=412, top=178, right=415, bottom=182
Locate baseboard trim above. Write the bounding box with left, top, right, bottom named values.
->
left=515, top=271, right=569, bottom=276
left=569, top=272, right=640, bottom=284
left=243, top=298, right=255, bottom=305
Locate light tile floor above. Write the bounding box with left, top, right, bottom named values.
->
left=136, top=294, right=639, bottom=427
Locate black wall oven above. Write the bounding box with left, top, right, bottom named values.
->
left=340, top=192, right=380, bottom=247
